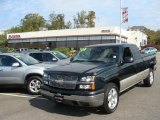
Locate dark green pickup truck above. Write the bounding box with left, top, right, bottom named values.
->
left=40, top=43, right=156, bottom=114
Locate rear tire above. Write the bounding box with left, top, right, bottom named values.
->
left=100, top=83, right=119, bottom=114
left=143, top=69, right=154, bottom=87
left=26, top=76, right=42, bottom=95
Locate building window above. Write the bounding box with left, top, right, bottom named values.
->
left=57, top=37, right=66, bottom=41
left=30, top=39, right=39, bottom=42
left=102, top=36, right=115, bottom=40
left=67, top=37, right=77, bottom=41
left=47, top=38, right=57, bottom=41
left=90, top=36, right=101, bottom=40
left=37, top=38, right=46, bottom=42
left=22, top=39, right=30, bottom=43
left=77, top=36, right=89, bottom=40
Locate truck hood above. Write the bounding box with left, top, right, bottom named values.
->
left=46, top=62, right=116, bottom=74
left=30, top=63, right=57, bottom=69
left=40, top=58, right=70, bottom=65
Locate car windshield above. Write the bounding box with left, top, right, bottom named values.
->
left=52, top=51, right=68, bottom=60
left=14, top=54, right=40, bottom=65
left=72, top=46, right=119, bottom=63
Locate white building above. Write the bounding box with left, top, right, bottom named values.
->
left=7, top=26, right=147, bottom=49
left=127, top=31, right=147, bottom=49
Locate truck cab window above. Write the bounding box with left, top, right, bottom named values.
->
left=123, top=47, right=132, bottom=58
left=0, top=55, right=18, bottom=66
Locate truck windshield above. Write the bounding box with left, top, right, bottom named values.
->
left=14, top=54, right=40, bottom=65
left=52, top=51, right=68, bottom=60
left=73, top=46, right=119, bottom=63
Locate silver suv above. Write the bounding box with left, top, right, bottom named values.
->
left=28, top=51, right=70, bottom=64
left=0, top=53, right=56, bottom=94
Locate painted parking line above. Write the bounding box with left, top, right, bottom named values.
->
left=0, top=93, right=45, bottom=99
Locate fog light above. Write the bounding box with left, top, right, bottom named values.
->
left=79, top=85, right=91, bottom=89
left=43, top=80, right=49, bottom=85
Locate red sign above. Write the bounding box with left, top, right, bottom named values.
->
left=8, top=35, right=21, bottom=39
left=122, top=7, right=128, bottom=23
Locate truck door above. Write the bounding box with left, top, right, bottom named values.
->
left=119, top=47, right=137, bottom=92
left=0, top=55, right=24, bottom=84
left=130, top=45, right=149, bottom=81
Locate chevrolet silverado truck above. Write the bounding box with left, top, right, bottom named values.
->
left=40, top=43, right=156, bottom=114
left=0, top=53, right=56, bottom=94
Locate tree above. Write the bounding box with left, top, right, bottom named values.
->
left=49, top=12, right=65, bottom=30
left=21, top=13, right=46, bottom=32
left=144, top=28, right=160, bottom=44
left=74, top=11, right=87, bottom=28
left=7, top=26, right=22, bottom=33
left=0, top=34, right=7, bottom=47
left=74, top=10, right=96, bottom=28
left=86, top=11, right=96, bottom=27
left=65, top=21, right=72, bottom=29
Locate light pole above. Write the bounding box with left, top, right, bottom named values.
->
left=120, top=0, right=122, bottom=44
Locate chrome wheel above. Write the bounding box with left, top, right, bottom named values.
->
left=149, top=71, right=154, bottom=85
left=144, top=69, right=154, bottom=87
left=101, top=83, right=119, bottom=114
left=107, top=88, right=118, bottom=110
left=29, top=79, right=41, bottom=93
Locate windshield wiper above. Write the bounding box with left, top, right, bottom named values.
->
left=87, top=60, right=106, bottom=63
left=72, top=60, right=87, bottom=62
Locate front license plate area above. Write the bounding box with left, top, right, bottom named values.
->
left=54, top=93, right=64, bottom=102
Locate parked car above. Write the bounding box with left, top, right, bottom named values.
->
left=40, top=43, right=156, bottom=114
left=141, top=47, right=157, bottom=54
left=0, top=53, right=57, bottom=94
left=15, top=48, right=28, bottom=53
left=27, top=51, right=70, bottom=64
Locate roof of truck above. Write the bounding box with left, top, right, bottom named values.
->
left=86, top=43, right=136, bottom=47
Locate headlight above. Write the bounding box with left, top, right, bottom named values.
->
left=43, top=73, right=49, bottom=79
left=43, top=73, right=49, bottom=85
left=80, top=76, right=95, bottom=82
left=79, top=76, right=95, bottom=90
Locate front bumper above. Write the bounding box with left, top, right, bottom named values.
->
left=40, top=86, right=104, bottom=107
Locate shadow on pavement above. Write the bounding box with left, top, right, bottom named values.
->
left=29, top=97, right=106, bottom=116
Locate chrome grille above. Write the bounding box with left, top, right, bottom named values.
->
left=49, top=74, right=78, bottom=89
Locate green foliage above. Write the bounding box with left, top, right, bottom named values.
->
left=7, top=26, right=22, bottom=33
left=54, top=47, right=70, bottom=55
left=76, top=10, right=87, bottom=28
left=69, top=49, right=77, bottom=55
left=1, top=47, right=15, bottom=52
left=65, top=21, right=72, bottom=29
left=54, top=47, right=77, bottom=56
left=0, top=34, right=7, bottom=47
left=74, top=10, right=96, bottom=28
left=21, top=13, right=46, bottom=32
left=144, top=29, right=160, bottom=44
left=7, top=10, right=96, bottom=34
left=86, top=11, right=96, bottom=27
left=48, top=12, right=72, bottom=30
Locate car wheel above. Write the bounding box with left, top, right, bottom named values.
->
left=100, top=83, right=119, bottom=114
left=26, top=76, right=42, bottom=95
left=143, top=69, right=154, bottom=87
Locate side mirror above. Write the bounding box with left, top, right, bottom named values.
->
left=52, top=58, right=58, bottom=62
left=12, top=62, right=20, bottom=67
left=124, top=57, right=134, bottom=63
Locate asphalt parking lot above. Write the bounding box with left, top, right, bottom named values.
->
left=0, top=53, right=160, bottom=120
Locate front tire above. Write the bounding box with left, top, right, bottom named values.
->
left=143, top=69, right=154, bottom=87
left=100, top=83, right=119, bottom=114
left=26, top=76, right=42, bottom=95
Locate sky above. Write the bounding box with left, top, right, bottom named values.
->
left=0, top=0, right=160, bottom=31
